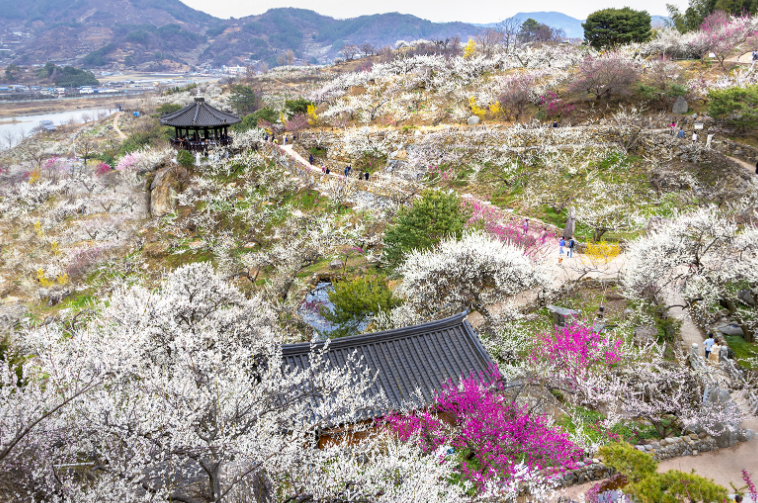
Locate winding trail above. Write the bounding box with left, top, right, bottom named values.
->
left=112, top=112, right=127, bottom=140
left=726, top=154, right=757, bottom=174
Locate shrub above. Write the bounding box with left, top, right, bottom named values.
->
left=157, top=103, right=183, bottom=115
left=321, top=275, right=398, bottom=338
left=381, top=189, right=469, bottom=270
left=599, top=443, right=657, bottom=483
left=177, top=149, right=195, bottom=168
left=708, top=84, right=758, bottom=130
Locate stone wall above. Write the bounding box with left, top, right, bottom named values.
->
left=634, top=433, right=717, bottom=460
left=712, top=137, right=758, bottom=166
left=552, top=460, right=615, bottom=488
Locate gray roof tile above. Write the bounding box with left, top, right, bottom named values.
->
left=281, top=312, right=494, bottom=417
left=159, top=97, right=241, bottom=127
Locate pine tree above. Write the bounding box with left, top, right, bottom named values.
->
left=381, top=189, right=469, bottom=270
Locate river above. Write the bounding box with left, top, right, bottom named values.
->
left=0, top=107, right=117, bottom=148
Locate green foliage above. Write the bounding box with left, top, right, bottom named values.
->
left=381, top=189, right=469, bottom=270
left=177, top=149, right=195, bottom=168
left=600, top=443, right=728, bottom=502
left=206, top=24, right=226, bottom=37
left=165, top=82, right=197, bottom=95
left=229, top=85, right=259, bottom=115
left=82, top=43, right=115, bottom=67
left=583, top=7, right=652, bottom=49
left=157, top=103, right=183, bottom=115
left=231, top=108, right=278, bottom=132
left=54, top=66, right=99, bottom=88
left=708, top=85, right=758, bottom=130
left=36, top=61, right=56, bottom=79
left=599, top=443, right=658, bottom=483
left=668, top=0, right=758, bottom=32
left=627, top=470, right=728, bottom=503
left=1, top=335, right=24, bottom=386
left=119, top=121, right=173, bottom=154
left=636, top=83, right=688, bottom=103
left=322, top=276, right=398, bottom=338
left=285, top=97, right=313, bottom=116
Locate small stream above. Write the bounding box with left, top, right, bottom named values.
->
left=0, top=107, right=116, bottom=148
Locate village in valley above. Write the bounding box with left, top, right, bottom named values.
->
left=1, top=1, right=758, bottom=502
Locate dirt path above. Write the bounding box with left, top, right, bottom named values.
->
left=726, top=154, right=757, bottom=174
left=112, top=112, right=127, bottom=140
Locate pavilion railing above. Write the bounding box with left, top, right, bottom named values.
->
left=170, top=137, right=233, bottom=152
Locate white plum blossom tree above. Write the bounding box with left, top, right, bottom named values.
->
left=395, top=231, right=546, bottom=323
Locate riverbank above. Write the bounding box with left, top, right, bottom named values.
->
left=0, top=95, right=143, bottom=119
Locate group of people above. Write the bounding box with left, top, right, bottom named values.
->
left=264, top=133, right=297, bottom=145
left=559, top=236, right=577, bottom=258
left=316, top=162, right=370, bottom=181
left=669, top=122, right=700, bottom=144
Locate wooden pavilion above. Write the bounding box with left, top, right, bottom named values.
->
left=159, top=97, right=241, bottom=152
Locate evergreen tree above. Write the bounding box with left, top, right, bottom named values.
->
left=708, top=84, right=758, bottom=130
left=381, top=189, right=469, bottom=270
left=583, top=8, right=652, bottom=49
left=322, top=276, right=398, bottom=338
left=228, top=85, right=259, bottom=115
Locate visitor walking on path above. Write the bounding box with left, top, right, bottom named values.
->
left=364, top=172, right=370, bottom=181
left=523, top=218, right=529, bottom=235
left=344, top=166, right=349, bottom=177
left=325, top=167, right=330, bottom=175
left=559, top=237, right=566, bottom=256
left=678, top=129, right=685, bottom=139
left=693, top=132, right=698, bottom=144
left=755, top=161, right=758, bottom=175
left=704, top=334, right=716, bottom=360
left=309, top=154, right=314, bottom=164
left=321, top=165, right=326, bottom=174
left=568, top=236, right=576, bottom=258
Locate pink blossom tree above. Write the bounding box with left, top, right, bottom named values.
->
left=570, top=53, right=640, bottom=100
left=384, top=368, right=581, bottom=487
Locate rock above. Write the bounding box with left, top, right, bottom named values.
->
left=592, top=458, right=600, bottom=464
left=329, top=260, right=344, bottom=270
left=634, top=325, right=658, bottom=342
left=738, top=290, right=756, bottom=307
left=715, top=324, right=744, bottom=336
left=691, top=113, right=698, bottom=119
left=467, top=116, right=480, bottom=126
left=150, top=167, right=177, bottom=217
left=547, top=305, right=582, bottom=327
left=0, top=304, right=26, bottom=330
left=699, top=432, right=708, bottom=439
left=651, top=442, right=661, bottom=449
left=37, top=287, right=72, bottom=306
left=736, top=429, right=754, bottom=442
left=690, top=434, right=699, bottom=440
left=672, top=96, right=689, bottom=114
left=660, top=439, right=668, bottom=446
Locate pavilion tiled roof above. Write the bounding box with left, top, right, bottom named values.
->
left=159, top=97, right=241, bottom=127
left=281, top=312, right=494, bottom=417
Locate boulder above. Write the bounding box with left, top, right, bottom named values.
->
left=736, top=429, right=754, bottom=442
left=37, top=287, right=72, bottom=306
left=329, top=260, right=344, bottom=270
left=634, top=325, right=658, bottom=342
left=467, top=116, right=480, bottom=126
left=738, top=289, right=756, bottom=307
left=547, top=305, right=582, bottom=327
left=715, top=324, right=744, bottom=336
left=150, top=167, right=176, bottom=217
left=672, top=96, right=689, bottom=114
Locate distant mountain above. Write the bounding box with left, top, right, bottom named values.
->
left=0, top=2, right=480, bottom=69
left=476, top=11, right=670, bottom=39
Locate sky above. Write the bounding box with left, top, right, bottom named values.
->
left=180, top=0, right=691, bottom=23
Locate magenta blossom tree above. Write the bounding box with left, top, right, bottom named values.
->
left=384, top=368, right=581, bottom=487
left=531, top=324, right=625, bottom=409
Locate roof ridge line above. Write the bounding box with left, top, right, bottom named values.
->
left=281, top=311, right=470, bottom=354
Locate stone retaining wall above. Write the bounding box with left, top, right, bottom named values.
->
left=634, top=433, right=718, bottom=460
left=712, top=137, right=758, bottom=166
left=553, top=460, right=615, bottom=487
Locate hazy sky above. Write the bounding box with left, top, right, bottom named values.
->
left=181, top=0, right=690, bottom=22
